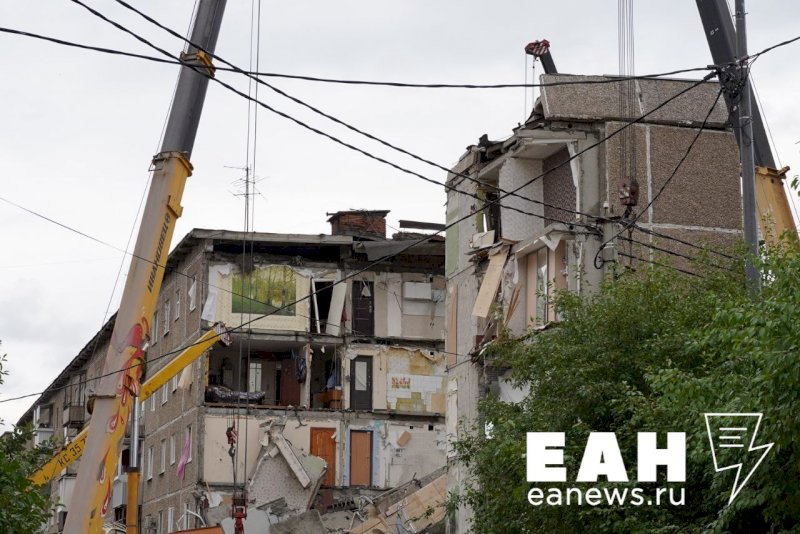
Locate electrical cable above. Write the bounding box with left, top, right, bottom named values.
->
left=616, top=251, right=704, bottom=278
left=617, top=235, right=736, bottom=273
left=87, top=0, right=606, bottom=228
left=630, top=223, right=736, bottom=259
left=68, top=0, right=603, bottom=230
left=0, top=26, right=714, bottom=90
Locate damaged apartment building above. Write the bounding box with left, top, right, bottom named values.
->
left=20, top=210, right=449, bottom=533
left=443, top=74, right=744, bottom=532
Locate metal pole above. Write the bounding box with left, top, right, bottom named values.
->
left=126, top=399, right=140, bottom=534
left=735, top=0, right=760, bottom=292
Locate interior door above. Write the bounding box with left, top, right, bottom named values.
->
left=310, top=428, right=336, bottom=487
left=349, top=356, right=372, bottom=410
left=352, top=281, right=374, bottom=336
left=349, top=430, right=372, bottom=487
left=279, top=360, right=301, bottom=406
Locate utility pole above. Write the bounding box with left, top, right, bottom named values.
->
left=735, top=0, right=760, bottom=292
left=64, top=1, right=227, bottom=532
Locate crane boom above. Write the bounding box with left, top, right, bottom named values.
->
left=696, top=0, right=796, bottom=244
left=64, top=2, right=227, bottom=531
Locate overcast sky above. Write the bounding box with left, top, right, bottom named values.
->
left=1, top=1, right=798, bottom=430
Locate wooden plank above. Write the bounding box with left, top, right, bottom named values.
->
left=471, top=248, right=509, bottom=318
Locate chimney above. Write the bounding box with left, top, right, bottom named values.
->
left=327, top=210, right=389, bottom=239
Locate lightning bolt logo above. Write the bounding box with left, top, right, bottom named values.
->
left=704, top=413, right=773, bottom=505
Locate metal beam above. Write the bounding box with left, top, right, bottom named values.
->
left=696, top=0, right=775, bottom=168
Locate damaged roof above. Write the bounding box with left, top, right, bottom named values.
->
left=539, top=74, right=729, bottom=127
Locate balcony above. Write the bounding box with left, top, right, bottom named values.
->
left=63, top=405, right=85, bottom=429
left=111, top=475, right=128, bottom=509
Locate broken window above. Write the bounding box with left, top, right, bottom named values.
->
left=525, top=241, right=568, bottom=327
left=352, top=281, right=374, bottom=337
left=188, top=276, right=197, bottom=311
left=484, top=191, right=502, bottom=239
left=248, top=361, right=262, bottom=393
left=163, top=300, right=170, bottom=335
left=310, top=280, right=334, bottom=333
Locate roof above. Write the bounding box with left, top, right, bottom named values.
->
left=326, top=210, right=390, bottom=222
left=539, top=74, right=729, bottom=128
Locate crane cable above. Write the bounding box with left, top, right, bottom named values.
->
left=619, top=0, right=636, bottom=267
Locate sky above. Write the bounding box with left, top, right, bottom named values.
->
left=1, top=0, right=798, bottom=430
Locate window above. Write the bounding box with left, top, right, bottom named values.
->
left=188, top=276, right=197, bottom=311
left=160, top=439, right=166, bottom=474
left=157, top=510, right=163, bottom=534
left=140, top=400, right=146, bottom=418
left=150, top=393, right=156, bottom=412
left=152, top=310, right=159, bottom=345
left=170, top=434, right=176, bottom=465
left=183, top=503, right=189, bottom=529
left=64, top=372, right=87, bottom=407
left=171, top=374, right=178, bottom=392
left=186, top=425, right=193, bottom=463
left=175, top=289, right=181, bottom=321
left=167, top=507, right=174, bottom=534
left=535, top=247, right=548, bottom=323
left=146, top=446, right=153, bottom=480
left=248, top=361, right=262, bottom=393
left=162, top=384, right=168, bottom=405
left=163, top=300, right=170, bottom=335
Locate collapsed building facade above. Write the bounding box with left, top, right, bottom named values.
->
left=443, top=74, right=744, bottom=532
left=21, top=210, right=449, bottom=533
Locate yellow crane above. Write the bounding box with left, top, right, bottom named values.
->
left=56, top=1, right=228, bottom=532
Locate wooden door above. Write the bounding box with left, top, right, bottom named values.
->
left=352, top=281, right=374, bottom=336
left=350, top=430, right=372, bottom=487
left=310, top=428, right=336, bottom=487
left=349, top=356, right=372, bottom=411
left=279, top=361, right=301, bottom=406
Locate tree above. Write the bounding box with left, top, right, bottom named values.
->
left=0, top=346, right=55, bottom=533
left=450, top=242, right=800, bottom=533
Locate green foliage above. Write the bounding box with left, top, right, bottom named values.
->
left=450, top=243, right=800, bottom=533
left=0, top=348, right=55, bottom=533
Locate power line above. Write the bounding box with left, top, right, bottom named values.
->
left=630, top=223, right=736, bottom=260
left=0, top=26, right=714, bottom=90
left=82, top=0, right=605, bottom=226
left=617, top=234, right=736, bottom=273
left=617, top=251, right=704, bottom=278
left=68, top=0, right=603, bottom=231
